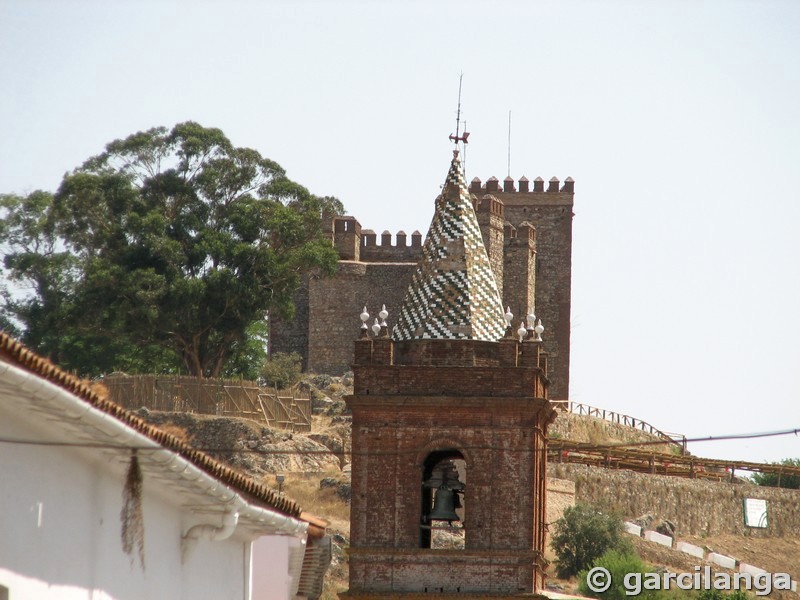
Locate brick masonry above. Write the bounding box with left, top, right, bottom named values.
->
left=345, top=337, right=556, bottom=596
left=270, top=175, right=574, bottom=400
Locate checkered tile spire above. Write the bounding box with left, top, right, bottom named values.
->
left=392, top=150, right=507, bottom=341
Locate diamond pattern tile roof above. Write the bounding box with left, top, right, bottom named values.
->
left=392, top=151, right=506, bottom=341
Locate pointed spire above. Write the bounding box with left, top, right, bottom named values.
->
left=392, top=151, right=507, bottom=341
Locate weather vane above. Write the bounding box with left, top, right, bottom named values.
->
left=449, top=73, right=470, bottom=146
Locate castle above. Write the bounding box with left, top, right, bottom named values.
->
left=270, top=170, right=574, bottom=401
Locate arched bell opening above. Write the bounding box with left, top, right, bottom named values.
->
left=420, top=449, right=466, bottom=549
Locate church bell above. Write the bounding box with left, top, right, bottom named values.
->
left=428, top=485, right=460, bottom=523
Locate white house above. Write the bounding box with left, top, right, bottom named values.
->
left=0, top=332, right=331, bottom=600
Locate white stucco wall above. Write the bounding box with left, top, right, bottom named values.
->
left=252, top=535, right=305, bottom=600
left=0, top=396, right=295, bottom=600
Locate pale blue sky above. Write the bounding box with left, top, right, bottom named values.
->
left=1, top=0, right=799, bottom=464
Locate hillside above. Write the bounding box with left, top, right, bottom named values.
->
left=138, top=374, right=799, bottom=599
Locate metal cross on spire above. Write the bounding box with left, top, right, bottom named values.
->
left=448, top=73, right=470, bottom=146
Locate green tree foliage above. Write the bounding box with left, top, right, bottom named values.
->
left=0, top=122, right=343, bottom=377
left=577, top=550, right=660, bottom=600
left=697, top=590, right=752, bottom=600
left=752, top=458, right=800, bottom=489
left=550, top=503, right=631, bottom=579
left=260, top=352, right=303, bottom=389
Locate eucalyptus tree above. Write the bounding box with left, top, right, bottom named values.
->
left=0, top=122, right=342, bottom=377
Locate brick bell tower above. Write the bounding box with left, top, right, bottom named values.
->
left=343, top=150, right=556, bottom=598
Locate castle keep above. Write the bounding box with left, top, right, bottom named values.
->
left=342, top=150, right=556, bottom=597
left=270, top=167, right=574, bottom=400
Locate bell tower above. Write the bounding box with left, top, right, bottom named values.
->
left=343, top=150, right=556, bottom=598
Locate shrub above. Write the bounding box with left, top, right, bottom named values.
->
left=578, top=550, right=660, bottom=600
left=550, top=503, right=631, bottom=578
left=260, top=352, right=303, bottom=389
left=698, top=589, right=753, bottom=600
left=752, top=458, right=800, bottom=489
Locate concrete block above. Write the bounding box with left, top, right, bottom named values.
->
left=676, top=541, right=704, bottom=559
left=623, top=522, right=642, bottom=536
left=707, top=552, right=736, bottom=569
left=738, top=563, right=767, bottom=576
left=643, top=530, right=672, bottom=548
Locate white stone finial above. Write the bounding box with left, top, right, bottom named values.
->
left=360, top=306, right=369, bottom=328
left=517, top=321, right=527, bottom=342
left=534, top=319, right=544, bottom=342
left=379, top=304, right=388, bottom=325
left=504, top=307, right=513, bottom=325
left=371, top=318, right=381, bottom=336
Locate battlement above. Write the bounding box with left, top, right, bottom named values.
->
left=472, top=193, right=504, bottom=217
left=331, top=216, right=424, bottom=263
left=503, top=221, right=536, bottom=244
left=470, top=175, right=575, bottom=195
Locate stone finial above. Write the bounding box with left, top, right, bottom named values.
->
left=359, top=306, right=370, bottom=338
left=371, top=318, right=381, bottom=336
left=381, top=230, right=392, bottom=246
left=518, top=176, right=530, bottom=193
left=517, top=321, right=528, bottom=342
left=503, top=176, right=515, bottom=193
left=533, top=177, right=544, bottom=192
left=562, top=176, right=575, bottom=193
left=486, top=176, right=499, bottom=192
left=469, top=177, right=482, bottom=193
left=396, top=231, right=407, bottom=247
left=547, top=177, right=560, bottom=193
left=411, top=231, right=422, bottom=247
left=534, top=319, right=544, bottom=342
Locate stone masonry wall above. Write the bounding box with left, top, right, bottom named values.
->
left=307, top=261, right=416, bottom=374
left=491, top=186, right=573, bottom=401
left=269, top=276, right=310, bottom=369
left=548, top=463, right=800, bottom=537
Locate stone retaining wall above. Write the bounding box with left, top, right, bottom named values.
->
left=548, top=463, right=800, bottom=537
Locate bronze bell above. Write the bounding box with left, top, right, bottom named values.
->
left=428, top=486, right=460, bottom=523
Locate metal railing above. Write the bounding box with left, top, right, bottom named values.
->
left=550, top=400, right=687, bottom=454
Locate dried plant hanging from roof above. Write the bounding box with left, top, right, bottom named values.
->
left=121, top=449, right=146, bottom=569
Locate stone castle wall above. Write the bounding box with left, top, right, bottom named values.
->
left=307, top=262, right=417, bottom=374
left=548, top=463, right=800, bottom=537
left=270, top=175, right=575, bottom=400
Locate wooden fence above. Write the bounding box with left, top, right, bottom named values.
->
left=102, top=374, right=311, bottom=432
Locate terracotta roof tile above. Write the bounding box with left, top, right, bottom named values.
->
left=0, top=331, right=302, bottom=518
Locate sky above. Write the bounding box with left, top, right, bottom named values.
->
left=1, top=0, right=799, bottom=465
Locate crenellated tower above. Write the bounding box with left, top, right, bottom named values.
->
left=342, top=150, right=555, bottom=598
left=270, top=159, right=574, bottom=401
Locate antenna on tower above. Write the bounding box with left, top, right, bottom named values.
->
left=507, top=110, right=512, bottom=178
left=449, top=73, right=470, bottom=148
